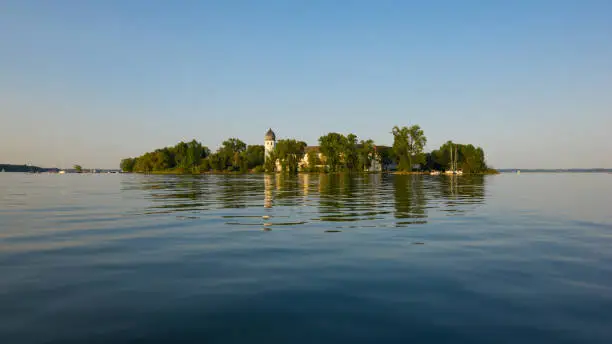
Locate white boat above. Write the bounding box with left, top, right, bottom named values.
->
left=1, top=168, right=5, bottom=173
left=430, top=170, right=441, bottom=175
left=58, top=170, right=66, bottom=174
left=446, top=144, right=462, bottom=175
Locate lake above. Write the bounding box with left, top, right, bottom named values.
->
left=1, top=173, right=611, bottom=343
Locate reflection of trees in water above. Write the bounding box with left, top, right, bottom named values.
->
left=392, top=175, right=427, bottom=225
left=271, top=174, right=301, bottom=207
left=124, top=175, right=212, bottom=214
left=435, top=175, right=486, bottom=214
left=263, top=174, right=313, bottom=209
left=124, top=173, right=488, bottom=221
left=317, top=173, right=389, bottom=222
left=217, top=175, right=264, bottom=209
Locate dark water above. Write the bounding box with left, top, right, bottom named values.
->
left=1, top=173, right=611, bottom=343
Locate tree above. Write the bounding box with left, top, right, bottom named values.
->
left=357, top=139, right=375, bottom=171
left=343, top=133, right=359, bottom=171
left=120, top=158, right=135, bottom=172
left=208, top=153, right=224, bottom=171
left=306, top=150, right=321, bottom=172
left=264, top=150, right=277, bottom=172
left=274, top=139, right=307, bottom=173
left=377, top=146, right=394, bottom=171
left=426, top=141, right=489, bottom=173
left=244, top=145, right=265, bottom=169
left=392, top=125, right=427, bottom=172
left=218, top=138, right=247, bottom=171
left=73, top=165, right=83, bottom=173
left=185, top=139, right=204, bottom=172
left=200, top=158, right=211, bottom=172
left=319, top=133, right=348, bottom=172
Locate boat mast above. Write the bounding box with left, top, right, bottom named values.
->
left=449, top=144, right=453, bottom=172
left=454, top=145, right=457, bottom=172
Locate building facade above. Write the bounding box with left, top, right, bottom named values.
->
left=264, top=128, right=276, bottom=162
left=264, top=128, right=389, bottom=172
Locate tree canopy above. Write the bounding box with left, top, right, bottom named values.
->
left=120, top=126, right=494, bottom=174
left=272, top=139, right=307, bottom=173
left=392, top=125, right=427, bottom=172
left=426, top=141, right=489, bottom=173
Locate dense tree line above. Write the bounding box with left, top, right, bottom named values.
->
left=120, top=125, right=493, bottom=174
left=425, top=141, right=490, bottom=173
left=121, top=139, right=265, bottom=173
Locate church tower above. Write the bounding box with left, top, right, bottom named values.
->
left=264, top=128, right=276, bottom=161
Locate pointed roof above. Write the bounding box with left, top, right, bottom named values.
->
left=265, top=128, right=276, bottom=141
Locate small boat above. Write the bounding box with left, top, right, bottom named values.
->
left=58, top=170, right=66, bottom=174
left=430, top=170, right=441, bottom=175
left=517, top=170, right=521, bottom=174
left=1, top=168, right=5, bottom=173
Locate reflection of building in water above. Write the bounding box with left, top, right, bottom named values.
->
left=300, top=173, right=310, bottom=197
left=264, top=174, right=273, bottom=208
left=264, top=128, right=392, bottom=172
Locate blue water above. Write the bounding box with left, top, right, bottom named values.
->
left=1, top=173, right=611, bottom=343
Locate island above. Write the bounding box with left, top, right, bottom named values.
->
left=120, top=125, right=498, bottom=175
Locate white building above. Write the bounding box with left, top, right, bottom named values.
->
left=264, top=128, right=390, bottom=172
left=264, top=128, right=276, bottom=162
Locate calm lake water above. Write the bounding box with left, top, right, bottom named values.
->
left=1, top=173, right=611, bottom=343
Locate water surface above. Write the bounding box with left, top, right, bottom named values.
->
left=1, top=173, right=611, bottom=343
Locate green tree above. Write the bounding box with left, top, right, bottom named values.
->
left=357, top=139, right=375, bottom=171
left=427, top=141, right=489, bottom=173
left=208, top=153, right=224, bottom=171
left=274, top=139, right=307, bottom=173
left=264, top=150, right=278, bottom=172
left=200, top=158, right=211, bottom=172
left=218, top=138, right=247, bottom=171
left=244, top=145, right=265, bottom=169
left=73, top=164, right=83, bottom=173
left=306, top=150, right=321, bottom=172
left=185, top=139, right=204, bottom=172
left=120, top=158, right=135, bottom=172
left=319, top=133, right=348, bottom=172
left=392, top=125, right=427, bottom=172
left=172, top=141, right=189, bottom=168
left=343, top=133, right=359, bottom=171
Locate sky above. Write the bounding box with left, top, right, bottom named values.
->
left=1, top=0, right=611, bottom=169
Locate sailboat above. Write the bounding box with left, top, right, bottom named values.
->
left=445, top=145, right=454, bottom=174
left=445, top=143, right=463, bottom=175
left=454, top=145, right=463, bottom=175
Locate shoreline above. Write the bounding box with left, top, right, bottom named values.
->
left=128, top=170, right=500, bottom=176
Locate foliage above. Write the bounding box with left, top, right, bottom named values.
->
left=392, top=125, right=427, bottom=172
left=264, top=150, right=278, bottom=172
left=73, top=165, right=83, bottom=173
left=426, top=141, right=489, bottom=173
left=274, top=139, right=307, bottom=173
left=318, top=133, right=348, bottom=172
left=377, top=146, right=394, bottom=171
left=244, top=145, right=265, bottom=169
left=119, top=125, right=493, bottom=175
left=344, top=134, right=359, bottom=171
left=120, top=140, right=209, bottom=173
left=357, top=139, right=375, bottom=171
left=305, top=151, right=322, bottom=172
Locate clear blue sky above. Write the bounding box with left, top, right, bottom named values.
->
left=1, top=0, right=611, bottom=169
